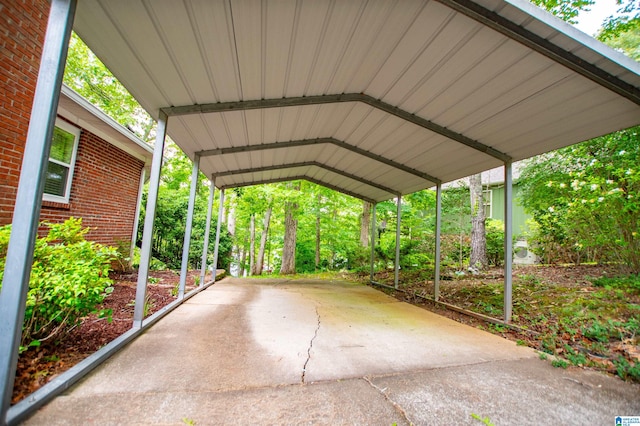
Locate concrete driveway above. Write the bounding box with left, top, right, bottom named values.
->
left=25, top=278, right=639, bottom=425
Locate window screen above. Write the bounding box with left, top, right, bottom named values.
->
left=44, top=122, right=79, bottom=202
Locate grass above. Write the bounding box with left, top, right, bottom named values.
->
left=444, top=271, right=640, bottom=382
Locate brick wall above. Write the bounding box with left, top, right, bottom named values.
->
left=1, top=0, right=146, bottom=247
left=39, top=123, right=145, bottom=247
left=0, top=0, right=49, bottom=225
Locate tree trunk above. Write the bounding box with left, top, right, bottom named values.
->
left=249, top=214, right=255, bottom=276
left=280, top=183, right=300, bottom=274
left=238, top=236, right=248, bottom=277
left=360, top=201, right=371, bottom=247
left=255, top=205, right=272, bottom=275
left=469, top=173, right=487, bottom=271
left=227, top=204, right=236, bottom=236
left=280, top=202, right=298, bottom=274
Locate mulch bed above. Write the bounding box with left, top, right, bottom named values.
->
left=11, top=270, right=200, bottom=404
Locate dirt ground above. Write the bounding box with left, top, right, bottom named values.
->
left=11, top=270, right=200, bottom=404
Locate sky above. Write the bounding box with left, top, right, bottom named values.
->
left=572, top=0, right=621, bottom=36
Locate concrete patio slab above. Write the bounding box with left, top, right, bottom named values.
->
left=23, top=277, right=639, bottom=425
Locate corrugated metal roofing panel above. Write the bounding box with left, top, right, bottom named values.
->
left=73, top=0, right=640, bottom=202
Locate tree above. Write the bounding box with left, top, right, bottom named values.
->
left=360, top=201, right=372, bottom=247
left=280, top=182, right=301, bottom=274
left=530, top=0, right=594, bottom=23
left=600, top=26, right=640, bottom=60
left=249, top=214, right=256, bottom=275
left=469, top=174, right=487, bottom=270
left=519, top=127, right=640, bottom=272
left=254, top=205, right=272, bottom=275
left=598, top=0, right=639, bottom=41
left=64, top=33, right=153, bottom=140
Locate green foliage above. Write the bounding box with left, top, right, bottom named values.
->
left=552, top=358, right=569, bottom=369
left=64, top=33, right=153, bottom=140
left=591, top=275, right=640, bottom=292
left=519, top=127, right=640, bottom=272
left=470, top=413, right=495, bottom=426
left=564, top=345, right=587, bottom=366
left=614, top=356, right=640, bottom=381
left=529, top=0, right=593, bottom=24
left=0, top=218, right=115, bottom=346
left=131, top=247, right=168, bottom=271
left=112, top=238, right=133, bottom=273
left=485, top=219, right=504, bottom=267
left=597, top=2, right=640, bottom=42
left=600, top=26, right=640, bottom=59
left=137, top=144, right=233, bottom=271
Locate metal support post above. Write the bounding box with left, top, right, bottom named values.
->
left=370, top=203, right=377, bottom=282
left=434, top=183, right=442, bottom=301
left=178, top=154, right=201, bottom=298
left=130, top=168, right=146, bottom=262
left=0, top=0, right=76, bottom=419
left=200, top=178, right=216, bottom=286
left=133, top=111, right=168, bottom=327
left=504, top=162, right=514, bottom=322
left=394, top=196, right=402, bottom=289
left=212, top=189, right=225, bottom=282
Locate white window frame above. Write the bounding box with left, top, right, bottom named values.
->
left=483, top=188, right=493, bottom=218
left=43, top=118, right=80, bottom=204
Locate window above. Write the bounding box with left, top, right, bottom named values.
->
left=483, top=188, right=492, bottom=218
left=43, top=119, right=80, bottom=203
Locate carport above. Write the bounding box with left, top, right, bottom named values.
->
left=1, top=0, right=639, bottom=423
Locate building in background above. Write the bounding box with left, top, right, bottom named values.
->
left=0, top=1, right=152, bottom=248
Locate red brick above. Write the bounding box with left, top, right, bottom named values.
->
left=1, top=0, right=147, bottom=247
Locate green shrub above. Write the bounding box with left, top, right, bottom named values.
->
left=614, top=356, right=640, bottom=381
left=591, top=275, right=640, bottom=292
left=131, top=246, right=167, bottom=271
left=486, top=219, right=505, bottom=266
left=0, top=218, right=115, bottom=347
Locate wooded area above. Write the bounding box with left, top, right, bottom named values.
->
left=60, top=1, right=640, bottom=278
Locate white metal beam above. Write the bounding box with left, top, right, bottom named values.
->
left=370, top=203, right=377, bottom=282
left=434, top=183, right=442, bottom=301
left=0, top=0, right=76, bottom=420
left=212, top=189, right=225, bottom=283
left=167, top=94, right=511, bottom=163
left=178, top=154, right=200, bottom=298
left=504, top=161, right=514, bottom=322
left=213, top=161, right=401, bottom=197
left=134, top=111, right=168, bottom=327
left=200, top=178, right=216, bottom=286
left=394, top=197, right=402, bottom=290
left=198, top=137, right=441, bottom=184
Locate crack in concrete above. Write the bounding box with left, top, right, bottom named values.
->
left=363, top=376, right=414, bottom=426
left=301, top=306, right=320, bottom=384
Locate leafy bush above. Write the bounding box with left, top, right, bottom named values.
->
left=0, top=218, right=115, bottom=347
left=614, top=356, right=640, bottom=381
left=591, top=275, right=640, bottom=292
left=519, top=127, right=640, bottom=272
left=131, top=246, right=168, bottom=271
left=485, top=219, right=504, bottom=267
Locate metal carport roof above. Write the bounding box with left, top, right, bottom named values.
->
left=2, top=1, right=640, bottom=422
left=71, top=0, right=640, bottom=202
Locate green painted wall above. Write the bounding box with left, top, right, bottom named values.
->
left=487, top=183, right=530, bottom=236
